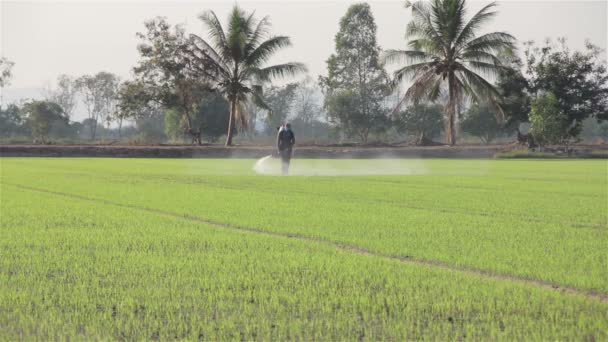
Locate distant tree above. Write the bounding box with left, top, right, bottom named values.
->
left=580, top=117, right=608, bottom=142
left=383, top=0, right=516, bottom=145
left=0, top=57, right=15, bottom=108
left=133, top=17, right=209, bottom=144
left=0, top=57, right=14, bottom=88
left=76, top=72, right=120, bottom=140
left=164, top=108, right=183, bottom=142
left=320, top=3, right=390, bottom=143
left=496, top=52, right=530, bottom=131
left=22, top=101, right=69, bottom=143
left=394, top=103, right=443, bottom=145
left=99, top=74, right=121, bottom=128
left=197, top=92, right=231, bottom=142
left=524, top=39, right=608, bottom=140
left=165, top=92, right=231, bottom=143
left=47, top=75, right=78, bottom=119
left=0, top=104, right=27, bottom=137
left=76, top=75, right=101, bottom=139
left=263, top=83, right=298, bottom=135
left=136, top=108, right=166, bottom=143
left=461, top=103, right=503, bottom=144
left=291, top=77, right=324, bottom=139
left=328, top=90, right=390, bottom=143
left=242, top=99, right=265, bottom=137
left=528, top=92, right=569, bottom=147
left=115, top=80, right=156, bottom=138
left=80, top=118, right=98, bottom=140
left=187, top=6, right=306, bottom=146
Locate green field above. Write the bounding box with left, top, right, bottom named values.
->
left=1, top=157, right=606, bottom=340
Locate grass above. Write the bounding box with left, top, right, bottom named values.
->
left=1, top=157, right=607, bottom=340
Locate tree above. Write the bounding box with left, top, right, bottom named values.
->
left=291, top=77, right=324, bottom=139
left=196, top=93, right=231, bottom=142
left=0, top=104, right=27, bottom=138
left=394, top=103, right=443, bottom=145
left=80, top=118, right=98, bottom=140
left=47, top=75, right=78, bottom=119
left=528, top=92, right=569, bottom=147
left=136, top=108, right=166, bottom=143
left=76, top=75, right=101, bottom=139
left=22, top=101, right=69, bottom=143
left=187, top=6, right=306, bottom=146
left=383, top=0, right=516, bottom=145
left=496, top=51, right=530, bottom=130
left=115, top=81, right=152, bottom=138
left=524, top=39, right=608, bottom=140
left=0, top=57, right=14, bottom=87
left=0, top=57, right=15, bottom=108
left=76, top=72, right=120, bottom=140
left=320, top=3, right=390, bottom=143
left=165, top=92, right=231, bottom=143
left=461, top=103, right=503, bottom=144
left=99, top=74, right=121, bottom=128
left=263, top=83, right=298, bottom=135
left=133, top=17, right=209, bottom=145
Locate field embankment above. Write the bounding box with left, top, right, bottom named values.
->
left=1, top=143, right=606, bottom=158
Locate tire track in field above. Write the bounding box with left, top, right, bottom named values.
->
left=134, top=175, right=608, bottom=230
left=6, top=182, right=608, bottom=304
left=33, top=172, right=606, bottom=230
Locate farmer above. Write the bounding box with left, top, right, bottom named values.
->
left=277, top=123, right=295, bottom=175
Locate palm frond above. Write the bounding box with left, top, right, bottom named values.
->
left=199, top=11, right=231, bottom=62
left=392, top=61, right=435, bottom=85
left=407, top=38, right=444, bottom=57
left=246, top=15, right=271, bottom=54
left=188, top=34, right=230, bottom=76
left=251, top=84, right=272, bottom=113
left=456, top=66, right=502, bottom=114
left=381, top=49, right=431, bottom=66
left=226, top=6, right=249, bottom=63
left=404, top=68, right=443, bottom=105
left=454, top=2, right=498, bottom=48
left=465, top=60, right=508, bottom=79
left=252, top=62, right=307, bottom=82
left=461, top=50, right=504, bottom=65
left=433, top=0, right=467, bottom=45
left=246, top=36, right=292, bottom=67
left=463, top=32, right=516, bottom=54
left=408, top=0, right=447, bottom=51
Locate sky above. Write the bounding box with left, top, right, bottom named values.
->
left=1, top=0, right=607, bottom=120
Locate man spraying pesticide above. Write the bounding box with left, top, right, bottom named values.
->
left=276, top=123, right=295, bottom=175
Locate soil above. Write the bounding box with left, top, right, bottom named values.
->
left=0, top=143, right=606, bottom=158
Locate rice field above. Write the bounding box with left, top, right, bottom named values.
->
left=0, top=157, right=606, bottom=340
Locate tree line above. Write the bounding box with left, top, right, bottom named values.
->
left=1, top=0, right=607, bottom=147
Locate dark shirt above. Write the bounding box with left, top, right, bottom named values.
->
left=277, top=129, right=295, bottom=151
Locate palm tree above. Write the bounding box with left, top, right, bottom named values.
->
left=187, top=6, right=306, bottom=146
left=383, top=0, right=516, bottom=145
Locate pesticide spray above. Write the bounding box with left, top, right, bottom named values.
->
left=253, top=155, right=279, bottom=175
left=252, top=155, right=429, bottom=176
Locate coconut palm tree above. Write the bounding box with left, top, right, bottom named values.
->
left=383, top=0, right=516, bottom=145
left=187, top=6, right=306, bottom=146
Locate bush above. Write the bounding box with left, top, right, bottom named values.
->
left=394, top=103, right=443, bottom=145
left=461, top=104, right=503, bottom=144
left=529, top=93, right=570, bottom=146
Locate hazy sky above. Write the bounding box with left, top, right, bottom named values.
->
left=1, top=0, right=606, bottom=96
